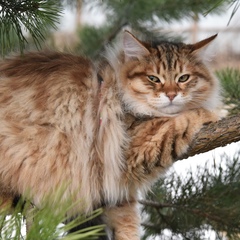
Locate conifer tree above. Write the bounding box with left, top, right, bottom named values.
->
left=0, top=0, right=63, bottom=56
left=141, top=150, right=240, bottom=239
left=77, top=0, right=227, bottom=57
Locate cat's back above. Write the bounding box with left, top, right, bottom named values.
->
left=0, top=52, right=99, bottom=129
left=0, top=51, right=94, bottom=91
left=0, top=52, right=101, bottom=204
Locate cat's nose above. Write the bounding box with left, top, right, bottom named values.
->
left=166, top=92, right=177, bottom=101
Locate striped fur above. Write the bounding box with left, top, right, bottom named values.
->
left=0, top=31, right=220, bottom=239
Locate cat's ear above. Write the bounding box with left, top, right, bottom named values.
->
left=189, top=34, right=218, bottom=53
left=123, top=31, right=150, bottom=60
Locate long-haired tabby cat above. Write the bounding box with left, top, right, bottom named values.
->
left=0, top=31, right=220, bottom=239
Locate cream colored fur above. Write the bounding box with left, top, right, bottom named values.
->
left=0, top=31, right=221, bottom=239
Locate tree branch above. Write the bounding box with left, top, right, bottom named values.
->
left=139, top=200, right=227, bottom=225
left=178, top=113, right=240, bottom=161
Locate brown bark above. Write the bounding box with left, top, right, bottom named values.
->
left=178, top=113, right=240, bottom=161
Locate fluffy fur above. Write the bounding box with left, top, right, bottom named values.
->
left=0, top=31, right=220, bottom=239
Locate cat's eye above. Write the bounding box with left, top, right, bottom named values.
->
left=147, top=75, right=161, bottom=83
left=178, top=74, right=190, bottom=83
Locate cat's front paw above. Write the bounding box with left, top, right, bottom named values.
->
left=172, top=108, right=219, bottom=158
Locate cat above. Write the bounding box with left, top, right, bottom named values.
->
left=0, top=30, right=221, bottom=239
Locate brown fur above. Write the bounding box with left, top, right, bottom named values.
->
left=0, top=31, right=220, bottom=239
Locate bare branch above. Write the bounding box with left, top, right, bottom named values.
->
left=178, top=113, right=240, bottom=161
left=138, top=200, right=174, bottom=208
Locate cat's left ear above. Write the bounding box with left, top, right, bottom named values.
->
left=189, top=34, right=218, bottom=53
left=123, top=31, right=150, bottom=60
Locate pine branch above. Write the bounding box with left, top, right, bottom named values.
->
left=140, top=152, right=240, bottom=238
left=178, top=113, right=240, bottom=161
left=0, top=0, right=62, bottom=56
left=139, top=200, right=173, bottom=209
left=139, top=200, right=227, bottom=224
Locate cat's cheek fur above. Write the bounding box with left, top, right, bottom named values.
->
left=202, top=77, right=222, bottom=112
left=121, top=91, right=162, bottom=117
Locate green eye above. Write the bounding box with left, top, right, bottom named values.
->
left=148, top=75, right=161, bottom=83
left=178, top=74, right=190, bottom=83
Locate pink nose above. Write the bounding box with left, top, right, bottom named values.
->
left=166, top=92, right=177, bottom=101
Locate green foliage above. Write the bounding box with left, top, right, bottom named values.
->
left=78, top=25, right=111, bottom=57
left=0, top=0, right=236, bottom=57
left=78, top=0, right=227, bottom=56
left=141, top=152, right=240, bottom=240
left=227, top=0, right=240, bottom=24
left=0, top=196, right=105, bottom=239
left=0, top=0, right=63, bottom=56
left=216, top=68, right=240, bottom=115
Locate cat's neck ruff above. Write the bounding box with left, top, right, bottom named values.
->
left=96, top=62, right=131, bottom=204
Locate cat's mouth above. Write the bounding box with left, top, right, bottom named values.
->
left=149, top=96, right=186, bottom=116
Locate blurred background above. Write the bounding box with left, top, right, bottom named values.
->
left=57, top=0, right=240, bottom=70
left=2, top=0, right=240, bottom=71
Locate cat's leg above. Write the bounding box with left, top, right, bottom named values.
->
left=126, top=108, right=219, bottom=178
left=104, top=200, right=140, bottom=240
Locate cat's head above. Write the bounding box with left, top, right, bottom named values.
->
left=111, top=31, right=220, bottom=117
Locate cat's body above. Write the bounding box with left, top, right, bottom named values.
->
left=0, top=31, right=220, bottom=239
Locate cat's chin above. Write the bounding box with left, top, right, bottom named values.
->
left=159, top=110, right=181, bottom=116
left=155, top=105, right=184, bottom=117
left=125, top=104, right=183, bottom=118
left=154, top=111, right=179, bottom=118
